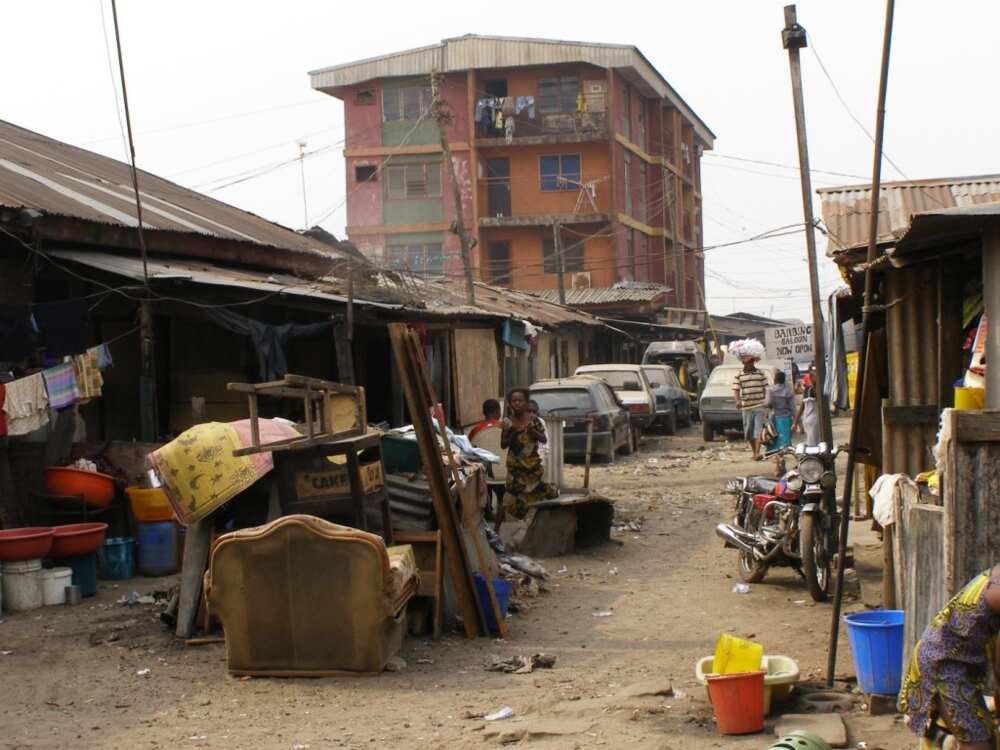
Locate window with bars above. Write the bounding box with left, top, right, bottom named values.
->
left=538, top=75, right=579, bottom=114
left=382, top=83, right=432, bottom=122
left=542, top=238, right=584, bottom=274
left=539, top=154, right=581, bottom=191
left=385, top=163, right=442, bottom=199
left=385, top=243, right=444, bottom=275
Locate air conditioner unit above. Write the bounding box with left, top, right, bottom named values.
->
left=571, top=272, right=592, bottom=289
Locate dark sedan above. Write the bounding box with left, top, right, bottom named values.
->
left=530, top=377, right=633, bottom=461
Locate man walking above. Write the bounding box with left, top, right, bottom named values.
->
left=730, top=339, right=768, bottom=461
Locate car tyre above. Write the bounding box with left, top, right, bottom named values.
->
left=702, top=420, right=715, bottom=442
left=662, top=410, right=677, bottom=436
left=680, top=404, right=693, bottom=428
left=622, top=426, right=637, bottom=455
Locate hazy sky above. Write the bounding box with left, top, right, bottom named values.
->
left=3, top=1, right=997, bottom=321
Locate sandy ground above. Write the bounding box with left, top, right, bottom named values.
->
left=0, top=417, right=911, bottom=750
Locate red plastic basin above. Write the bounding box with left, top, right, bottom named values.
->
left=0, top=527, right=54, bottom=562
left=50, top=522, right=109, bottom=558
left=44, top=467, right=116, bottom=508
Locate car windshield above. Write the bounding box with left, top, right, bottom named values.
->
left=642, top=367, right=668, bottom=386
left=530, top=388, right=595, bottom=413
left=581, top=370, right=643, bottom=391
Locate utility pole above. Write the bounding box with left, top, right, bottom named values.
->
left=826, top=0, right=896, bottom=688
left=430, top=72, right=476, bottom=306
left=782, top=5, right=833, bottom=448
left=554, top=219, right=567, bottom=305
left=297, top=141, right=309, bottom=229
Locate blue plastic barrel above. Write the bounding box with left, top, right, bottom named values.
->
left=97, top=537, right=135, bottom=580
left=845, top=609, right=905, bottom=695
left=137, top=522, right=178, bottom=577
left=473, top=574, right=512, bottom=635
left=64, top=553, right=98, bottom=597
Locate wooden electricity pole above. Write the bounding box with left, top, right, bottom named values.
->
left=431, top=72, right=476, bottom=306
left=782, top=4, right=833, bottom=448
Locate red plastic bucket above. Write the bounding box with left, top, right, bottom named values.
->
left=706, top=671, right=766, bottom=734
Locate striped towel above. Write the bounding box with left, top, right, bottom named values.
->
left=42, top=362, right=78, bottom=410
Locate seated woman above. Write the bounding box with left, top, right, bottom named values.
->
left=900, top=564, right=1000, bottom=750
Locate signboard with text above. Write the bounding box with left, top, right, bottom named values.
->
left=765, top=325, right=814, bottom=364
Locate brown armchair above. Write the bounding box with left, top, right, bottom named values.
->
left=205, top=514, right=418, bottom=676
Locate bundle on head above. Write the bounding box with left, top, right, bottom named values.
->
left=729, top=338, right=765, bottom=361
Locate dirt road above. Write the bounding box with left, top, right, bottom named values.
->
left=0, top=419, right=909, bottom=749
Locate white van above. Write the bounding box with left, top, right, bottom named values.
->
left=698, top=363, right=780, bottom=442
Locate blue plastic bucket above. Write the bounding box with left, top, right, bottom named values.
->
left=137, top=521, right=178, bottom=577
left=845, top=609, right=905, bottom=695
left=64, top=553, right=98, bottom=597
left=97, top=537, right=135, bottom=580
left=473, top=574, right=512, bottom=635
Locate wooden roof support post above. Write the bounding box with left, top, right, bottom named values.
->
left=984, top=225, right=1000, bottom=409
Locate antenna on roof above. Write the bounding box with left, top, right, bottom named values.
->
left=297, top=141, right=309, bottom=229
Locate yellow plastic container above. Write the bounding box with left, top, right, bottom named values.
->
left=954, top=387, right=984, bottom=411
left=696, top=654, right=800, bottom=715
left=713, top=634, right=764, bottom=675
left=126, top=487, right=175, bottom=523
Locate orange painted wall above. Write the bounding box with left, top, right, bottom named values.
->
left=478, top=225, right=615, bottom=291
left=473, top=64, right=605, bottom=101
left=477, top=142, right=610, bottom=218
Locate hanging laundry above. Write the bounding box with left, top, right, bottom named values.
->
left=515, top=96, right=535, bottom=118
left=3, top=372, right=49, bottom=436
left=505, top=117, right=515, bottom=144
left=0, top=305, right=35, bottom=364
left=494, top=109, right=504, bottom=130
left=206, top=309, right=331, bottom=381
left=501, top=96, right=515, bottom=117
left=42, top=362, right=78, bottom=410
left=73, top=349, right=103, bottom=401
left=576, top=93, right=585, bottom=112
left=475, top=99, right=486, bottom=122
left=93, top=343, right=113, bottom=370
left=33, top=300, right=88, bottom=358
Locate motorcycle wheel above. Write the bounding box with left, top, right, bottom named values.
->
left=738, top=550, right=768, bottom=583
left=800, top=513, right=831, bottom=602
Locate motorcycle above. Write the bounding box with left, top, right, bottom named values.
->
left=715, top=443, right=842, bottom=602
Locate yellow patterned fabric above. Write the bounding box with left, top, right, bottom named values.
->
left=149, top=422, right=259, bottom=525
left=72, top=349, right=103, bottom=401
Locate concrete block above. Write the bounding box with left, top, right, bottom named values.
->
left=775, top=713, right=848, bottom=748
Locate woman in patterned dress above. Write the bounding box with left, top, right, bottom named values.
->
left=497, top=388, right=557, bottom=529
left=899, top=565, right=1000, bottom=750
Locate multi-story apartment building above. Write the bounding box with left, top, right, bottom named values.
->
left=310, top=35, right=714, bottom=307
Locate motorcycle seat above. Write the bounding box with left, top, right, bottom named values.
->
left=745, top=477, right=779, bottom=494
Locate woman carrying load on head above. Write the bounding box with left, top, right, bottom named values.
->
left=900, top=564, right=1000, bottom=750
left=496, top=387, right=557, bottom=530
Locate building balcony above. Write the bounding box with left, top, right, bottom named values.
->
left=478, top=211, right=609, bottom=228
left=475, top=111, right=608, bottom=147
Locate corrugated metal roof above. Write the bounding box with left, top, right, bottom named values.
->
left=818, top=174, right=1000, bottom=258
left=530, top=282, right=671, bottom=307
left=0, top=120, right=350, bottom=265
left=426, top=279, right=603, bottom=328
left=46, top=249, right=403, bottom=310
left=309, top=34, right=714, bottom=146
left=49, top=249, right=605, bottom=328
left=890, top=200, right=1000, bottom=266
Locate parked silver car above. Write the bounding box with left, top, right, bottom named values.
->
left=641, top=364, right=692, bottom=434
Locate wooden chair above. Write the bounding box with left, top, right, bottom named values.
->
left=470, top=425, right=506, bottom=518
left=393, top=530, right=443, bottom=640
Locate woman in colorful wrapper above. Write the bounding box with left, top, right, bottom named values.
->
left=496, top=388, right=557, bottom=530
left=899, top=564, right=1000, bottom=750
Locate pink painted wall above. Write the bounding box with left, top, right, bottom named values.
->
left=342, top=83, right=383, bottom=148
left=344, top=156, right=383, bottom=230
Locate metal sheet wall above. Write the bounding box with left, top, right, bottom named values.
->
left=883, top=264, right=940, bottom=475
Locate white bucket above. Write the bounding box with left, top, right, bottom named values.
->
left=2, top=559, right=43, bottom=612
left=42, top=567, right=72, bottom=606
